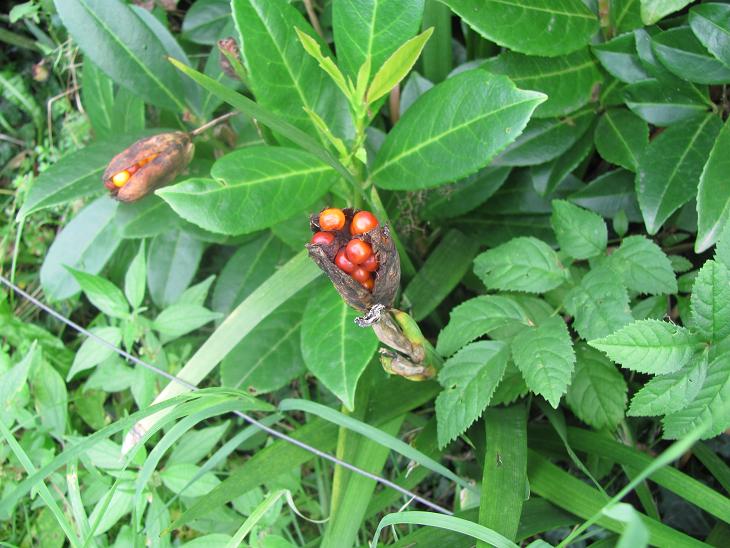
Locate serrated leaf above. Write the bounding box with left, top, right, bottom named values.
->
left=551, top=200, right=607, bottom=259
left=652, top=26, right=730, bottom=85
left=482, top=48, right=602, bottom=118
left=640, top=0, right=693, bottom=25
left=594, top=108, right=648, bottom=172
left=153, top=304, right=221, bottom=339
left=67, top=268, right=129, bottom=319
left=696, top=118, right=730, bottom=252
left=566, top=344, right=627, bottom=430
left=435, top=341, right=509, bottom=448
left=589, top=319, right=700, bottom=374
left=436, top=295, right=532, bottom=357
left=628, top=352, right=707, bottom=416
left=565, top=266, right=633, bottom=341
left=690, top=3, right=730, bottom=69
left=689, top=260, right=730, bottom=343
left=623, top=79, right=711, bottom=126
left=512, top=316, right=575, bottom=408
left=371, top=70, right=545, bottom=190
left=441, top=0, right=598, bottom=57
left=300, top=285, right=378, bottom=410
left=68, top=326, right=122, bottom=381
left=609, top=236, right=677, bottom=295
left=474, top=237, right=567, bottom=293
left=592, top=33, right=650, bottom=84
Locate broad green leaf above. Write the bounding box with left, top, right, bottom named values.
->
left=435, top=341, right=510, bottom=448
left=640, top=0, right=693, bottom=25
left=212, top=233, right=293, bottom=316
left=67, top=326, right=122, bottom=381
left=623, top=79, right=711, bottom=126
left=565, top=267, right=633, bottom=341
left=512, top=316, right=575, bottom=408
left=114, top=196, right=180, bottom=239
left=612, top=0, right=644, bottom=33
left=441, top=0, right=598, bottom=57
left=32, top=361, right=68, bottom=440
left=628, top=352, right=707, bottom=416
left=40, top=197, right=120, bottom=301
left=124, top=243, right=146, bottom=310
left=609, top=235, right=677, bottom=295
left=332, top=0, right=425, bottom=80
left=368, top=28, right=433, bottom=103
left=371, top=70, right=545, bottom=190
left=689, top=260, right=730, bottom=343
left=551, top=200, right=607, bottom=259
left=436, top=295, right=531, bottom=358
left=594, top=108, right=648, bottom=172
left=715, top=221, right=730, bottom=270
left=110, top=87, right=145, bottom=135
left=300, top=285, right=378, bottom=410
left=482, top=48, right=602, bottom=118
left=589, top=319, right=700, bottom=374
left=565, top=344, right=627, bottom=430
left=530, top=129, right=594, bottom=197
left=88, top=482, right=135, bottom=536
left=158, top=147, right=337, bottom=235
left=176, top=276, right=216, bottom=308
left=147, top=229, right=205, bottom=308
left=494, top=110, right=594, bottom=167
left=168, top=422, right=230, bottom=466
left=652, top=27, right=730, bottom=84
left=232, top=0, right=350, bottom=142
left=67, top=268, right=129, bottom=319
left=81, top=58, right=114, bottom=138
left=153, top=304, right=222, bottom=339
left=221, top=292, right=307, bottom=394
left=421, top=166, right=511, bottom=221
left=474, top=237, right=567, bottom=293
left=592, top=33, right=650, bottom=84
left=491, top=364, right=529, bottom=406
left=181, top=0, right=230, bottom=45
left=663, top=355, right=730, bottom=439
left=0, top=344, right=35, bottom=413
left=403, top=230, right=479, bottom=321
left=637, top=114, right=722, bottom=234
left=161, top=463, right=220, bottom=497
left=690, top=3, right=730, bottom=69
left=55, top=0, right=192, bottom=112
left=696, top=118, right=730, bottom=252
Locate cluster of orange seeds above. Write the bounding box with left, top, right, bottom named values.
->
left=104, top=154, right=158, bottom=190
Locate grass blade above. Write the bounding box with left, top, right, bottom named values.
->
left=226, top=490, right=287, bottom=548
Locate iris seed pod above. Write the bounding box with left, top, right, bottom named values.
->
left=103, top=132, right=194, bottom=203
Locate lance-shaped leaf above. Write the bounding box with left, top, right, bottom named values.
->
left=592, top=33, right=650, bottom=84
left=594, top=108, right=648, bottom=172
left=623, top=79, right=711, bottom=126
left=690, top=3, right=730, bottom=69
left=696, top=118, right=730, bottom=252
left=641, top=0, right=693, bottom=25
left=651, top=26, right=730, bottom=85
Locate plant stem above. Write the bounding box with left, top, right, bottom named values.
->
left=190, top=110, right=238, bottom=137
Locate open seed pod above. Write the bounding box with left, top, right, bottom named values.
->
left=103, top=131, right=194, bottom=203
left=306, top=207, right=400, bottom=312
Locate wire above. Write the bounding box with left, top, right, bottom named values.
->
left=0, top=274, right=453, bottom=516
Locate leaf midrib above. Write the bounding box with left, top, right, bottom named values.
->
left=486, top=0, right=596, bottom=20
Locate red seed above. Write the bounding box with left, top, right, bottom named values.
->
left=310, top=231, right=335, bottom=246
left=319, top=208, right=346, bottom=231
left=361, top=253, right=379, bottom=272
left=350, top=210, right=379, bottom=235
left=345, top=239, right=372, bottom=265
left=351, top=267, right=370, bottom=283
left=334, top=248, right=356, bottom=274
left=360, top=276, right=374, bottom=291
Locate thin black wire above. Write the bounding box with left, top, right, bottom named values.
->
left=0, top=274, right=453, bottom=516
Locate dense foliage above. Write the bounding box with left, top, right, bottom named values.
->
left=2, top=0, right=730, bottom=546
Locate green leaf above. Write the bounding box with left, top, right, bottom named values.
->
left=67, top=326, right=122, bottom=381
left=641, top=0, right=693, bottom=25
left=512, top=316, right=575, bottom=408
left=551, top=200, right=607, bottom=259
left=368, top=28, right=433, bottom=103
left=158, top=147, right=337, bottom=236
left=566, top=344, right=627, bottom=430
left=371, top=69, right=545, bottom=190
left=181, top=0, right=230, bottom=45
left=663, top=355, right=730, bottom=439
left=332, top=0, right=425, bottom=80
left=147, top=229, right=205, bottom=308
left=436, top=295, right=532, bottom=358
left=32, top=361, right=68, bottom=440
left=221, top=292, right=307, bottom=394
left=300, top=285, right=378, bottom=410
left=435, top=341, right=510, bottom=448
left=55, top=0, right=192, bottom=112
left=565, top=267, right=633, bottom=341
left=609, top=235, right=677, bottom=295
left=161, top=463, right=220, bottom=497
left=570, top=169, right=641, bottom=221
left=696, top=118, right=730, bottom=252
left=592, top=33, right=650, bottom=84
left=603, top=504, right=650, bottom=548
left=628, top=352, right=707, bottom=417
left=474, top=237, right=567, bottom=293
left=124, top=242, right=146, bottom=310
left=492, top=364, right=529, bottom=406
left=688, top=260, right=730, bottom=343
left=594, top=108, right=649, bottom=172
left=0, top=344, right=35, bottom=414
left=403, top=230, right=479, bottom=321
left=715, top=221, right=730, bottom=270
left=530, top=129, right=594, bottom=197
left=295, top=28, right=350, bottom=99
left=637, top=114, right=722, bottom=234
left=168, top=422, right=230, bottom=466
left=114, top=196, right=179, bottom=239
left=623, top=79, right=711, bottom=126
left=652, top=26, right=730, bottom=85
left=232, top=0, right=350, bottom=142
left=589, top=319, right=700, bottom=374
left=422, top=166, right=511, bottom=221
left=81, top=59, right=114, bottom=138
left=153, top=304, right=222, bottom=339
left=441, top=0, right=597, bottom=57
left=482, top=48, right=602, bottom=118
left=690, top=3, right=730, bottom=69
left=40, top=196, right=121, bottom=301
left=67, top=268, right=129, bottom=319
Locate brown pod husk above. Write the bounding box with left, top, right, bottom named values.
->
left=103, top=132, right=194, bottom=203
left=306, top=208, right=400, bottom=312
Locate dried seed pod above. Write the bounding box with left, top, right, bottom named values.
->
left=306, top=207, right=400, bottom=312
left=103, top=132, right=194, bottom=203
left=218, top=37, right=241, bottom=80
